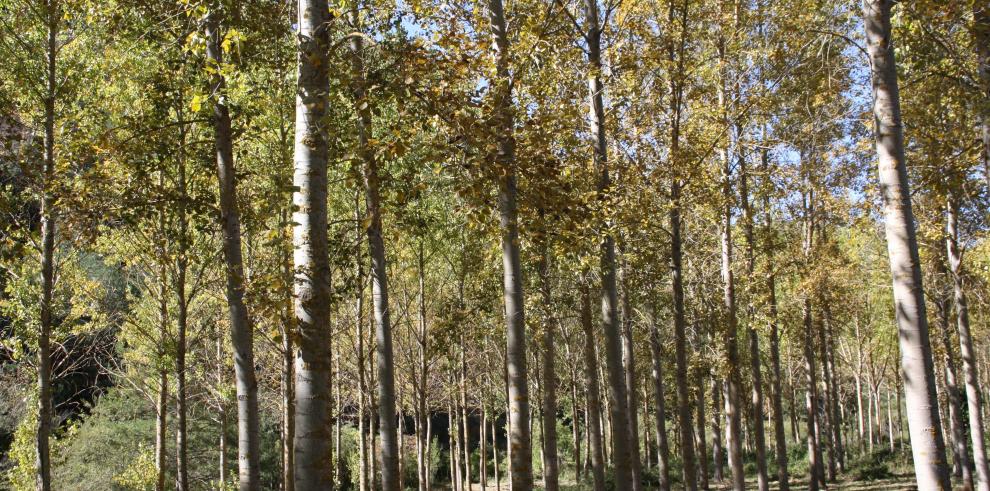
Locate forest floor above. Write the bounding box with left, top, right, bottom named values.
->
left=435, top=473, right=922, bottom=490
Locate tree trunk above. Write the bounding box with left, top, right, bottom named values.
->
left=935, top=253, right=970, bottom=487
left=492, top=416, right=500, bottom=490
left=696, top=377, right=710, bottom=491
left=824, top=308, right=844, bottom=472
left=583, top=1, right=633, bottom=487
left=816, top=311, right=836, bottom=482
left=461, top=348, right=472, bottom=491
left=280, top=208, right=296, bottom=491
left=538, top=240, right=560, bottom=491
left=740, top=150, right=769, bottom=491
left=486, top=1, right=533, bottom=487
left=947, top=194, right=990, bottom=491
left=973, top=1, right=990, bottom=190
left=765, top=240, right=789, bottom=490
left=207, top=13, right=261, bottom=491
left=649, top=311, right=671, bottom=491
left=862, top=1, right=951, bottom=488
left=415, top=242, right=430, bottom=491
left=803, top=298, right=824, bottom=491
left=665, top=0, right=697, bottom=485
left=619, top=252, right=642, bottom=491
left=481, top=407, right=488, bottom=487
left=155, top=369, right=168, bottom=491
left=345, top=5, right=400, bottom=488
left=356, top=223, right=369, bottom=491
left=36, top=4, right=58, bottom=489
left=716, top=35, right=745, bottom=491
left=581, top=278, right=607, bottom=491
left=571, top=371, right=583, bottom=482
left=174, top=137, right=190, bottom=491
left=292, top=0, right=334, bottom=486
left=711, top=379, right=724, bottom=483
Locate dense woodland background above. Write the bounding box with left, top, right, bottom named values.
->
left=1, top=0, right=989, bottom=489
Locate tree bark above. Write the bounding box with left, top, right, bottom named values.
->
left=716, top=33, right=745, bottom=491
left=973, top=1, right=990, bottom=190
left=862, top=1, right=951, bottom=488
left=36, top=3, right=58, bottom=489
left=155, top=369, right=168, bottom=491
left=665, top=0, right=697, bottom=486
left=583, top=1, right=633, bottom=487
left=538, top=238, right=560, bottom=491
left=292, top=0, right=334, bottom=486
left=581, top=278, right=607, bottom=491
left=648, top=310, right=671, bottom=491
left=486, top=1, right=533, bottom=487
left=947, top=194, right=990, bottom=491
left=711, top=379, right=724, bottom=483
left=619, top=252, right=642, bottom=491
left=934, top=253, right=970, bottom=487
left=206, top=13, right=261, bottom=490
left=174, top=123, right=190, bottom=491
left=739, top=148, right=769, bottom=491
left=695, top=376, right=710, bottom=491
left=345, top=4, right=400, bottom=488
left=759, top=157, right=789, bottom=490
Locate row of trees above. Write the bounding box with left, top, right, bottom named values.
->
left=1, top=0, right=989, bottom=490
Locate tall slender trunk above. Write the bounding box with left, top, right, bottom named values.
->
left=36, top=4, right=58, bottom=489
left=716, top=32, right=744, bottom=491
left=355, top=218, right=369, bottom=491
left=619, top=252, right=642, bottom=491
left=760, top=159, right=788, bottom=489
left=935, top=253, right=970, bottom=487
left=450, top=403, right=461, bottom=491
left=824, top=308, right=844, bottom=472
left=538, top=238, right=560, bottom=491
left=571, top=370, right=582, bottom=482
left=174, top=126, right=190, bottom=491
left=486, top=1, right=533, bottom=487
left=155, top=369, right=168, bottom=491
left=767, top=269, right=788, bottom=491
left=739, top=150, right=768, bottom=491
left=416, top=243, right=429, bottom=491
left=292, top=0, right=333, bottom=486
left=584, top=1, right=632, bottom=487
left=887, top=389, right=895, bottom=451
left=491, top=416, right=499, bottom=490
left=580, top=278, right=607, bottom=491
left=814, top=305, right=836, bottom=482
left=481, top=407, right=488, bottom=487
left=711, top=379, right=724, bottom=483
left=206, top=13, right=261, bottom=491
left=801, top=179, right=824, bottom=491
left=803, top=298, right=824, bottom=491
left=862, top=1, right=951, bottom=488
left=460, top=346, right=471, bottom=491
left=665, top=1, right=697, bottom=486
left=281, top=218, right=296, bottom=491
left=649, top=310, right=671, bottom=491
left=345, top=5, right=399, bottom=488
left=947, top=194, right=990, bottom=491
left=695, top=376, right=710, bottom=491
left=973, top=2, right=990, bottom=190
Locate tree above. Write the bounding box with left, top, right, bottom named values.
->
left=292, top=0, right=334, bottom=487
left=862, top=0, right=951, bottom=488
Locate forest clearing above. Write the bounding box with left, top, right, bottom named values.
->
left=2, top=0, right=990, bottom=490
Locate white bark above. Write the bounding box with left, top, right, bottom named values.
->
left=863, top=1, right=951, bottom=487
